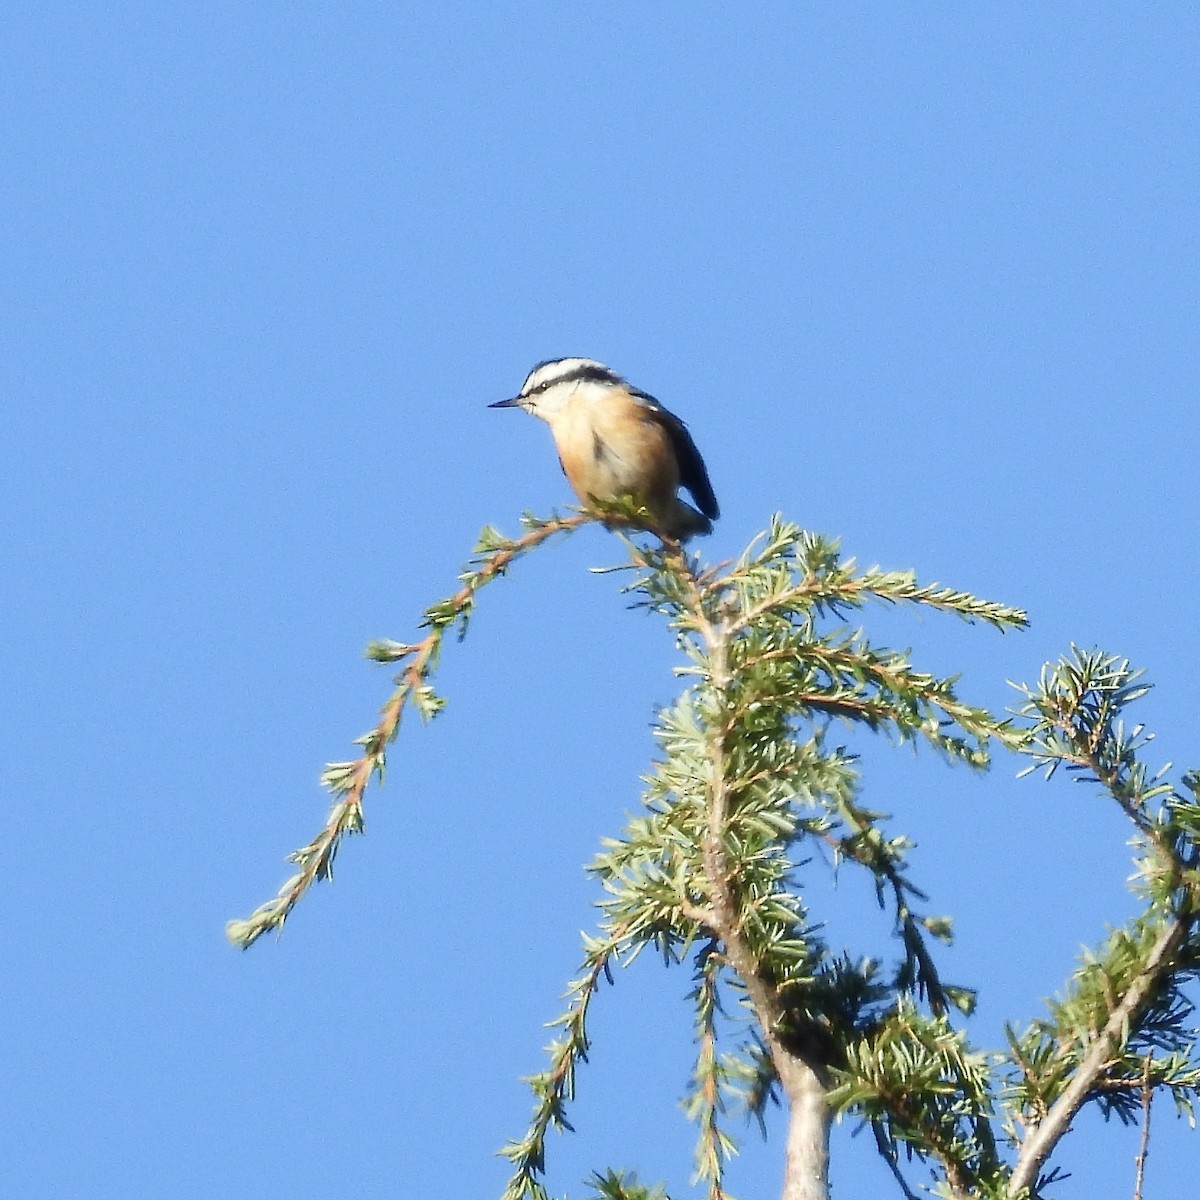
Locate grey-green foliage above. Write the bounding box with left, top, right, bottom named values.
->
left=232, top=509, right=1200, bottom=1200
left=998, top=650, right=1200, bottom=1198
left=586, top=1169, right=672, bottom=1200
left=499, top=522, right=1199, bottom=1200
left=502, top=518, right=1034, bottom=1200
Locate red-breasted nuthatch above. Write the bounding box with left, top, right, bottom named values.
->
left=489, top=358, right=719, bottom=541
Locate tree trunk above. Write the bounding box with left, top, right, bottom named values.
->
left=779, top=1053, right=831, bottom=1200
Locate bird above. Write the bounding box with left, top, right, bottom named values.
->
left=489, top=358, right=719, bottom=541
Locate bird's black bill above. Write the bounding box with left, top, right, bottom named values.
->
left=488, top=397, right=522, bottom=408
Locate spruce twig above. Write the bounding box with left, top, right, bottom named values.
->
left=226, top=511, right=593, bottom=948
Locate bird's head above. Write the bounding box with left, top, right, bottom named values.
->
left=490, top=357, right=625, bottom=420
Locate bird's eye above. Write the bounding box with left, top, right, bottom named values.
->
left=536, top=381, right=551, bottom=393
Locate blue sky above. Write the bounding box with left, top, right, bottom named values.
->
left=3, top=5, right=1198, bottom=1198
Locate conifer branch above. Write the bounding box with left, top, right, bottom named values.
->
left=501, top=934, right=622, bottom=1200
left=1007, top=647, right=1200, bottom=1197
left=1133, top=1054, right=1152, bottom=1200
left=226, top=511, right=593, bottom=948
left=656, top=538, right=834, bottom=1200
left=586, top=1169, right=672, bottom=1200
left=1008, top=916, right=1189, bottom=1197
left=684, top=950, right=736, bottom=1200
left=724, top=520, right=1029, bottom=637
left=603, top=524, right=1022, bottom=1200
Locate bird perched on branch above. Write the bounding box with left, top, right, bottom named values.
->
left=490, top=358, right=719, bottom=541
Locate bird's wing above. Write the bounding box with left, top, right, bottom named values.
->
left=631, top=388, right=720, bottom=520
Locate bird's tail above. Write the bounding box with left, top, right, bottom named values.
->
left=663, top=500, right=713, bottom=542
